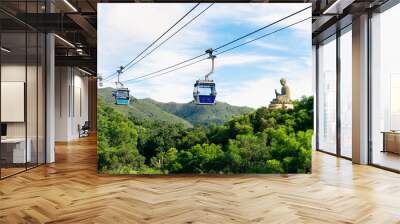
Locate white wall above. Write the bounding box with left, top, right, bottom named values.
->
left=72, top=73, right=89, bottom=138
left=1, top=64, right=37, bottom=138
left=55, top=66, right=70, bottom=141
left=1, top=63, right=46, bottom=164
left=1, top=65, right=26, bottom=137
left=55, top=67, right=89, bottom=141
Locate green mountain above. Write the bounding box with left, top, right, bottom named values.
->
left=145, top=99, right=253, bottom=126
left=98, top=87, right=254, bottom=127
left=98, top=88, right=193, bottom=128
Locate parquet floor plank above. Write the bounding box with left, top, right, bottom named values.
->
left=0, top=136, right=399, bottom=223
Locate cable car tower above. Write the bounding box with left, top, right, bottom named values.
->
left=97, top=74, right=103, bottom=88
left=112, top=66, right=130, bottom=105
left=193, top=48, right=217, bottom=105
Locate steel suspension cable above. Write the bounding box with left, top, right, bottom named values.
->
left=119, top=6, right=311, bottom=83
left=108, top=6, right=311, bottom=83
left=123, top=16, right=311, bottom=84
left=121, top=3, right=215, bottom=75
left=103, top=3, right=200, bottom=81
left=213, top=5, right=311, bottom=51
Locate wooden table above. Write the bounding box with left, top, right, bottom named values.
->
left=382, top=131, right=400, bottom=154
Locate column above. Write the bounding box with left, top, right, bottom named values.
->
left=352, top=14, right=369, bottom=164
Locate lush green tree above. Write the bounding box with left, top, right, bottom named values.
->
left=225, top=134, right=269, bottom=173
left=178, top=127, right=209, bottom=149
left=163, top=148, right=183, bottom=173
left=97, top=96, right=314, bottom=174
left=137, top=122, right=185, bottom=163
left=173, top=144, right=224, bottom=174
left=227, top=114, right=254, bottom=138
left=265, top=159, right=283, bottom=173
left=97, top=100, right=145, bottom=173
left=265, top=127, right=312, bottom=173
left=292, top=96, right=314, bottom=132
left=207, top=124, right=230, bottom=145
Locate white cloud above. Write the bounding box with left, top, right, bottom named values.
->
left=98, top=4, right=193, bottom=43
left=98, top=3, right=209, bottom=75
left=123, top=56, right=210, bottom=103
left=217, top=57, right=312, bottom=109
left=205, top=3, right=311, bottom=33
left=216, top=53, right=283, bottom=68
left=98, top=3, right=312, bottom=108
left=218, top=76, right=312, bottom=109
left=98, top=3, right=311, bottom=74
left=250, top=41, right=289, bottom=51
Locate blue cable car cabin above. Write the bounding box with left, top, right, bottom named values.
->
left=115, top=88, right=130, bottom=105
left=193, top=80, right=217, bottom=105
left=193, top=48, right=217, bottom=105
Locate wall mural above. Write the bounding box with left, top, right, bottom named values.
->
left=97, top=3, right=313, bottom=174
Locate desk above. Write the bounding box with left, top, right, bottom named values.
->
left=1, top=138, right=31, bottom=163
left=382, top=131, right=400, bottom=154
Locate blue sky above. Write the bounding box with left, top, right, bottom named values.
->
left=98, top=3, right=312, bottom=108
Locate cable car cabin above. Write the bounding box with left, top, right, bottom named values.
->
left=193, top=80, right=217, bottom=105
left=114, top=88, right=130, bottom=105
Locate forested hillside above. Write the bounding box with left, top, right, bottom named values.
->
left=98, top=88, right=253, bottom=127
left=97, top=95, right=313, bottom=174
left=150, top=100, right=253, bottom=126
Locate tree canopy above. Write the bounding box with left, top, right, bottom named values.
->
left=98, top=96, right=314, bottom=174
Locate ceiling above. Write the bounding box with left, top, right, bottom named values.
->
left=1, top=0, right=393, bottom=74
left=311, top=0, right=390, bottom=44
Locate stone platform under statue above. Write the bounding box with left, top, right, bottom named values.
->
left=268, top=78, right=294, bottom=110
left=268, top=102, right=294, bottom=109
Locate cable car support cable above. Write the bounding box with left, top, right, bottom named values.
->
left=103, top=3, right=201, bottom=81
left=213, top=5, right=310, bottom=51
left=105, top=5, right=310, bottom=82
left=121, top=3, right=215, bottom=75
left=122, top=16, right=311, bottom=84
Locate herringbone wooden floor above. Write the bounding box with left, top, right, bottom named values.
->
left=1, top=136, right=400, bottom=224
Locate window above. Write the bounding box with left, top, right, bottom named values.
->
left=370, top=3, right=400, bottom=171
left=0, top=1, right=47, bottom=179
left=340, top=27, right=352, bottom=158
left=116, top=90, right=129, bottom=99
left=317, top=35, right=337, bottom=154
left=198, top=86, right=213, bottom=95
left=0, top=30, right=28, bottom=177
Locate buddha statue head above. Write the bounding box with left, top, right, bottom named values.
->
left=280, top=78, right=287, bottom=86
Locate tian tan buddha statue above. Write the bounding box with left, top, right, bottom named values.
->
left=269, top=78, right=294, bottom=109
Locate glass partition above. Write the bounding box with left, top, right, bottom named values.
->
left=27, top=31, right=38, bottom=169
left=339, top=27, right=352, bottom=158
left=0, top=1, right=46, bottom=179
left=317, top=35, right=337, bottom=154
left=370, top=4, right=400, bottom=171
left=1, top=31, right=28, bottom=177
left=38, top=32, right=45, bottom=165
left=26, top=0, right=46, bottom=169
